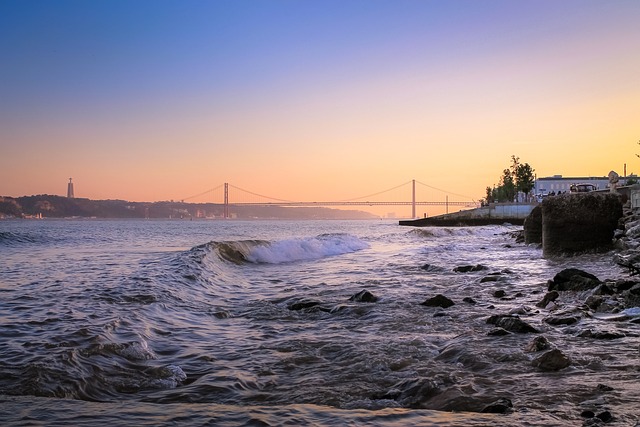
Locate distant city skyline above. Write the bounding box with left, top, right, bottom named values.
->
left=2, top=0, right=639, bottom=214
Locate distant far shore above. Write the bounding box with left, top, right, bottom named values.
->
left=0, top=195, right=376, bottom=221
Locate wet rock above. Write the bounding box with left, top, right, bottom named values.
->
left=628, top=283, right=640, bottom=295
left=288, top=300, right=321, bottom=311
left=581, top=409, right=595, bottom=418
left=596, top=411, right=613, bottom=422
left=511, top=229, right=525, bottom=244
left=454, top=264, right=488, bottom=273
left=531, top=348, right=571, bottom=371
left=435, top=343, right=490, bottom=369
left=613, top=279, right=639, bottom=292
left=329, top=305, right=348, bottom=314
left=481, top=397, right=513, bottom=414
left=578, top=329, right=626, bottom=339
left=386, top=377, right=440, bottom=408
left=584, top=295, right=604, bottom=310
left=462, top=297, right=477, bottom=305
left=541, top=192, right=623, bottom=256
left=493, top=289, right=507, bottom=298
left=544, top=315, right=579, bottom=325
left=421, top=386, right=483, bottom=412
left=593, top=283, right=614, bottom=295
left=213, top=310, right=231, bottom=319
left=348, top=289, right=378, bottom=303
left=486, top=315, right=539, bottom=333
left=524, top=205, right=542, bottom=244
left=524, top=335, right=550, bottom=352
left=614, top=251, right=640, bottom=274
left=420, top=263, right=442, bottom=272
left=622, top=283, right=640, bottom=308
left=548, top=268, right=601, bottom=292
left=487, top=328, right=510, bottom=336
left=480, top=275, right=500, bottom=283
left=536, top=290, right=560, bottom=308
left=595, top=298, right=622, bottom=313
left=421, top=294, right=455, bottom=308
left=596, top=384, right=614, bottom=392
left=508, top=305, right=532, bottom=315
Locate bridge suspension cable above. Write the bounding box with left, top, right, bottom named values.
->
left=181, top=184, right=225, bottom=202
left=228, top=184, right=293, bottom=203
left=339, top=180, right=413, bottom=202
left=415, top=180, right=476, bottom=201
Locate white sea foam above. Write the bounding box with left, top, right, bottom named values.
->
left=622, top=307, right=640, bottom=317
left=409, top=225, right=518, bottom=240
left=245, top=234, right=369, bottom=264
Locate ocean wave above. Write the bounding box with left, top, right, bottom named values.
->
left=408, top=225, right=517, bottom=239
left=408, top=228, right=475, bottom=238
left=0, top=231, right=40, bottom=245
left=200, top=234, right=370, bottom=265
left=245, top=233, right=369, bottom=264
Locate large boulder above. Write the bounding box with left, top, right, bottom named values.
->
left=421, top=294, right=455, bottom=308
left=548, top=268, right=601, bottom=292
left=541, top=193, right=623, bottom=256
left=531, top=349, right=571, bottom=371
left=486, top=314, right=539, bottom=333
left=524, top=205, right=542, bottom=244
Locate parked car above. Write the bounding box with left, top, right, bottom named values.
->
left=570, top=183, right=597, bottom=193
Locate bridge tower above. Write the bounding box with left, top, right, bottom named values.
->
left=224, top=183, right=229, bottom=219
left=411, top=179, right=416, bottom=218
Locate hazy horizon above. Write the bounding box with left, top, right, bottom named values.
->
left=2, top=0, right=639, bottom=217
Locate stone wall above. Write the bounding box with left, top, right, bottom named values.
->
left=539, top=193, right=623, bottom=257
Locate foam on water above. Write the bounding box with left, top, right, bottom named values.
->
left=245, top=234, right=370, bottom=264
left=408, top=225, right=515, bottom=239
left=622, top=306, right=640, bottom=316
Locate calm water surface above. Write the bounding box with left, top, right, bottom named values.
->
left=0, top=219, right=637, bottom=426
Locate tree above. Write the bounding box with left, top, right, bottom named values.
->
left=484, top=155, right=536, bottom=204
left=510, top=155, right=520, bottom=175
left=485, top=186, right=495, bottom=204
left=515, top=163, right=536, bottom=201
left=499, top=168, right=516, bottom=202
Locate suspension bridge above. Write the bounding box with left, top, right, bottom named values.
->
left=179, top=180, right=479, bottom=219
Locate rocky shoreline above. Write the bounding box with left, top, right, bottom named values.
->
left=287, top=200, right=640, bottom=424
left=481, top=201, right=640, bottom=425
left=286, top=254, right=638, bottom=424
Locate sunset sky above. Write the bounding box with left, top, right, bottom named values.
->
left=1, top=0, right=639, bottom=214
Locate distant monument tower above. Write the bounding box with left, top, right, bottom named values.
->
left=67, top=178, right=75, bottom=198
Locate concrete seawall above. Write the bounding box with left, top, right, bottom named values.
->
left=399, top=185, right=639, bottom=228
left=399, top=203, right=536, bottom=226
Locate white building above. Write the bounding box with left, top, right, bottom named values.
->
left=534, top=174, right=637, bottom=196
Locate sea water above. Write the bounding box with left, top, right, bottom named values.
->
left=0, top=219, right=638, bottom=426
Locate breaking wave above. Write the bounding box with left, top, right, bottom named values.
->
left=204, top=234, right=370, bottom=265
left=408, top=225, right=517, bottom=239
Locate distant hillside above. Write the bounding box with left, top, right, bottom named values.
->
left=0, top=195, right=376, bottom=220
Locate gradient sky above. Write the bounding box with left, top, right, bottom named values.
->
left=1, top=0, right=639, bottom=211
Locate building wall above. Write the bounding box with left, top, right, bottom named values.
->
left=535, top=175, right=610, bottom=195
left=630, top=185, right=640, bottom=209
